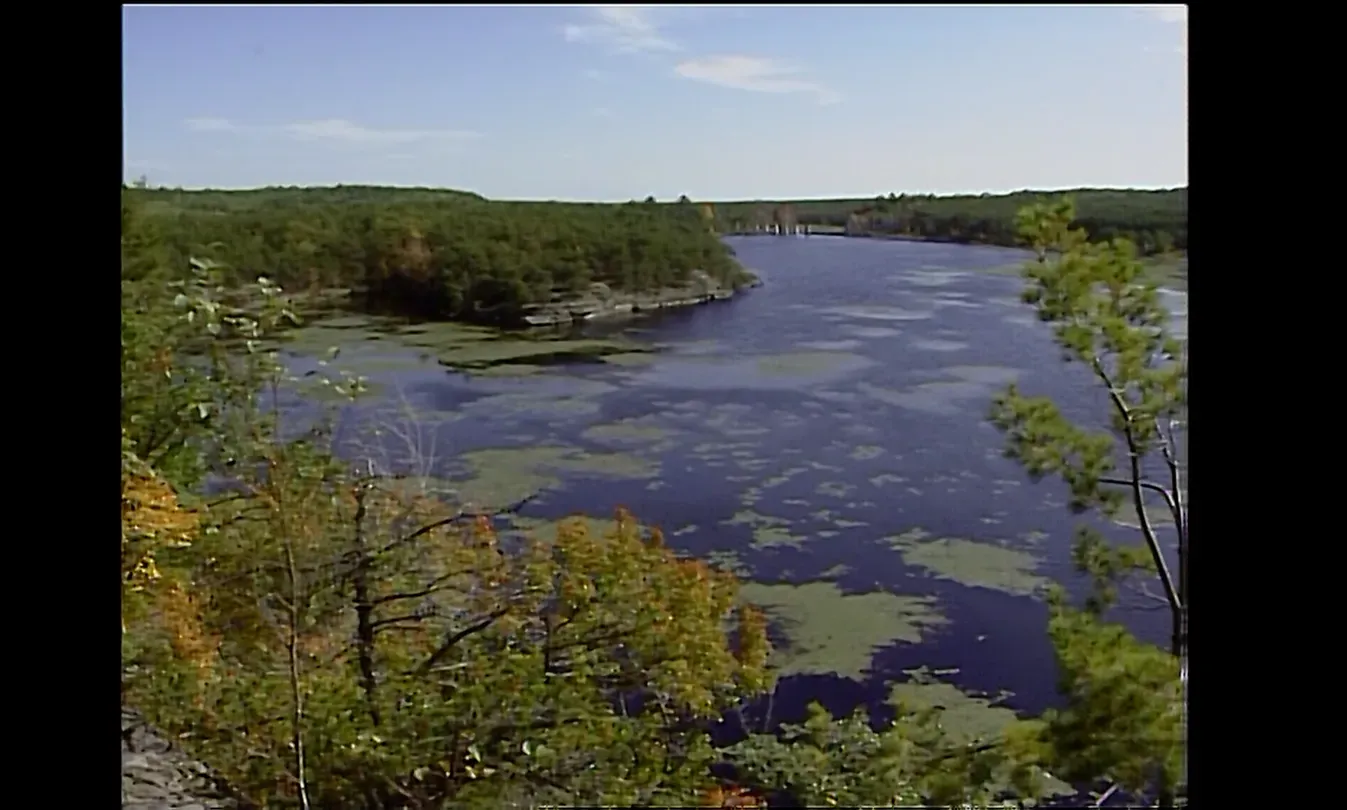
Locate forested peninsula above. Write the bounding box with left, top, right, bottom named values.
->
left=123, top=184, right=1186, bottom=328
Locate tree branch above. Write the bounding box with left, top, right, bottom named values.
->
left=1091, top=358, right=1181, bottom=617
left=1154, top=416, right=1187, bottom=548
left=1097, top=477, right=1177, bottom=518
left=415, top=607, right=512, bottom=676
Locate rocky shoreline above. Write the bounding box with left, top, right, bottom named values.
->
left=123, top=708, right=241, bottom=810
left=517, top=271, right=760, bottom=328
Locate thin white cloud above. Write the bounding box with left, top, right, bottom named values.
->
left=583, top=68, right=609, bottom=81
left=675, top=55, right=839, bottom=105
left=184, top=117, right=480, bottom=145
left=594, top=107, right=615, bottom=119
left=563, top=6, right=678, bottom=53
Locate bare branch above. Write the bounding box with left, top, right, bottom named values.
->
left=1097, top=476, right=1178, bottom=517
left=1154, top=415, right=1187, bottom=546
left=369, top=612, right=429, bottom=631
left=415, top=607, right=512, bottom=676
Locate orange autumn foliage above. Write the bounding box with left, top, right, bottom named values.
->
left=702, top=784, right=764, bottom=808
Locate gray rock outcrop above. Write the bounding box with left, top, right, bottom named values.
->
left=122, top=708, right=241, bottom=809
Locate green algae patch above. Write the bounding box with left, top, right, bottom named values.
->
left=705, top=550, right=750, bottom=576
left=449, top=446, right=659, bottom=510
left=911, top=338, right=970, bottom=352
left=556, top=451, right=660, bottom=479
left=889, top=668, right=1076, bottom=798
left=752, top=526, right=808, bottom=549
left=940, top=365, right=1023, bottom=386
left=755, top=351, right=868, bottom=376
left=889, top=667, right=1018, bottom=744
left=816, top=481, right=855, bottom=499
left=849, top=445, right=884, bottom=461
left=885, top=532, right=1048, bottom=597
left=463, top=392, right=604, bottom=420
left=450, top=446, right=574, bottom=509
left=738, top=581, right=948, bottom=680
left=581, top=419, right=676, bottom=446
left=725, top=510, right=808, bottom=549
left=465, top=363, right=547, bottom=377
left=438, top=336, right=650, bottom=371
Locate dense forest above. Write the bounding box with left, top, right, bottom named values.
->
left=125, top=185, right=1186, bottom=327
left=124, top=186, right=753, bottom=325
left=709, top=188, right=1187, bottom=255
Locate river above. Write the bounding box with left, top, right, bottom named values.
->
left=275, top=234, right=1187, bottom=756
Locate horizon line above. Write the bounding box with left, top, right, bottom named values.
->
left=125, top=182, right=1189, bottom=202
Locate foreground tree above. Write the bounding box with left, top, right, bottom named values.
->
left=991, top=198, right=1187, bottom=806
left=724, top=700, right=1050, bottom=807
left=121, top=246, right=775, bottom=807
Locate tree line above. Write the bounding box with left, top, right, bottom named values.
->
left=124, top=186, right=753, bottom=325
left=122, top=190, right=1187, bottom=808
left=708, top=188, right=1187, bottom=256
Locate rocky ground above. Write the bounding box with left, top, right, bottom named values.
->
left=123, top=708, right=241, bottom=809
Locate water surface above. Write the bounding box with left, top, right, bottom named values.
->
left=281, top=234, right=1185, bottom=745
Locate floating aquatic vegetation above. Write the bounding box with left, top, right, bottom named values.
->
left=810, top=508, right=869, bottom=529
left=449, top=445, right=659, bottom=510
left=841, top=325, right=903, bottom=339
left=890, top=667, right=1019, bottom=743
left=859, top=380, right=991, bottom=416
left=581, top=418, right=677, bottom=446
left=902, top=270, right=970, bottom=287
left=752, top=526, right=808, bottom=549
left=939, top=365, right=1023, bottom=386
left=816, top=481, right=855, bottom=499
left=737, top=581, right=948, bottom=680
left=796, top=339, right=865, bottom=351
left=911, top=338, right=970, bottom=352
left=706, top=550, right=750, bottom=576
left=461, top=392, right=604, bottom=420
left=759, top=469, right=805, bottom=489
left=438, top=336, right=650, bottom=371
left=870, top=473, right=907, bottom=488
left=464, top=364, right=547, bottom=377
left=929, top=297, right=983, bottom=310
left=849, top=445, right=884, bottom=461
left=885, top=531, right=1048, bottom=597
left=889, top=668, right=1075, bottom=797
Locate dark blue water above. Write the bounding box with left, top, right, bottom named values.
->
left=282, top=235, right=1186, bottom=738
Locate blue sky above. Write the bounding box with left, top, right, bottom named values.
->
left=123, top=4, right=1188, bottom=200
